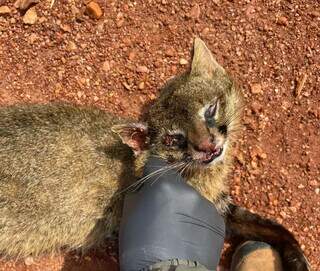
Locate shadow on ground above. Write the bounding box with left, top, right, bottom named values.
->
left=61, top=251, right=118, bottom=271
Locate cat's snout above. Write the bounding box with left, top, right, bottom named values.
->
left=196, top=138, right=216, bottom=153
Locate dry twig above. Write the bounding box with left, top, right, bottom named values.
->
left=295, top=72, right=308, bottom=98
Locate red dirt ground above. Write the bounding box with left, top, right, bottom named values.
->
left=0, top=0, right=319, bottom=270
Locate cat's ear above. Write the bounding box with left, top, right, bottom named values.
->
left=191, top=37, right=225, bottom=78
left=111, top=123, right=149, bottom=155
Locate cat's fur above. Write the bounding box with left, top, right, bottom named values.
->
left=0, top=38, right=310, bottom=270
left=0, top=104, right=133, bottom=256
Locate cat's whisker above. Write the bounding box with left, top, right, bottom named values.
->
left=148, top=162, right=187, bottom=186
left=117, top=161, right=185, bottom=194
left=179, top=162, right=190, bottom=177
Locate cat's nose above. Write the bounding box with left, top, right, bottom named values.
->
left=196, top=138, right=216, bottom=153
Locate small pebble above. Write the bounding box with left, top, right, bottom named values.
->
left=28, top=33, right=38, bottom=43
left=179, top=58, right=188, bottom=65
left=102, top=61, right=110, bottom=73
left=277, top=16, right=288, bottom=26
left=280, top=211, right=287, bottom=218
left=136, top=65, right=149, bottom=73
left=61, top=24, right=71, bottom=32
left=189, top=4, right=200, bottom=19
left=24, top=256, right=34, bottom=266
left=128, top=51, right=136, bottom=61
left=71, top=5, right=80, bottom=16
left=23, top=7, right=38, bottom=24
left=66, top=41, right=77, bottom=51
left=14, top=0, right=38, bottom=11
left=0, top=6, right=10, bottom=15
left=310, top=11, right=320, bottom=18
left=85, top=1, right=103, bottom=19
left=309, top=180, right=318, bottom=187
left=250, top=83, right=262, bottom=94
left=138, top=82, right=145, bottom=90
left=38, top=16, right=46, bottom=23
left=123, top=82, right=131, bottom=90
left=165, top=47, right=175, bottom=57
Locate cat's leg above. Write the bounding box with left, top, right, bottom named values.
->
left=225, top=203, right=311, bottom=271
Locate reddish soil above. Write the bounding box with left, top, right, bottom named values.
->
left=0, top=0, right=319, bottom=270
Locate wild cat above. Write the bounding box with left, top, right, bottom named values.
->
left=0, top=38, right=310, bottom=270
left=113, top=38, right=311, bottom=271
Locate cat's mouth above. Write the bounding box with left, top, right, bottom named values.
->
left=183, top=147, right=224, bottom=165
left=201, top=147, right=223, bottom=164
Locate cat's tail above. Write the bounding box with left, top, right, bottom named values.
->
left=225, top=203, right=311, bottom=271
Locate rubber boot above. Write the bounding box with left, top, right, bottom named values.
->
left=231, top=241, right=283, bottom=271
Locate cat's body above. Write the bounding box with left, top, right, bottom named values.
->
left=0, top=39, right=310, bottom=270
left=0, top=104, right=134, bottom=257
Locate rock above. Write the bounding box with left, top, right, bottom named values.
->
left=179, top=58, right=188, bottom=65
left=77, top=91, right=84, bottom=98
left=14, top=0, right=38, bottom=11
left=189, top=4, right=200, bottom=19
left=128, top=51, right=136, bottom=61
left=0, top=6, right=10, bottom=15
left=61, top=24, right=71, bottom=32
left=85, top=1, right=103, bottom=19
left=24, top=256, right=34, bottom=266
left=201, top=27, right=210, bottom=35
left=28, top=33, right=38, bottom=43
left=279, top=211, right=287, bottom=218
left=123, top=82, right=131, bottom=90
left=251, top=101, right=262, bottom=114
left=66, top=41, right=77, bottom=51
left=289, top=206, right=297, bottom=213
left=138, top=82, right=145, bottom=90
left=165, top=47, right=175, bottom=57
left=149, top=93, right=157, bottom=100
left=23, top=7, right=37, bottom=24
left=102, top=60, right=110, bottom=73
left=250, top=83, right=262, bottom=94
left=277, top=16, right=288, bottom=26
left=315, top=188, right=320, bottom=195
left=136, top=65, right=149, bottom=73
left=250, top=145, right=266, bottom=160
left=71, top=5, right=80, bottom=16
left=236, top=152, right=245, bottom=165
left=309, top=180, right=318, bottom=187
left=310, top=11, right=320, bottom=18
left=116, top=18, right=124, bottom=27
left=251, top=160, right=258, bottom=169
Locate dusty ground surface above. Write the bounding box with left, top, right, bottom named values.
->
left=0, top=0, right=319, bottom=270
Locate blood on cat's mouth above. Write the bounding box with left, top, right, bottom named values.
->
left=185, top=147, right=224, bottom=164
left=201, top=147, right=223, bottom=164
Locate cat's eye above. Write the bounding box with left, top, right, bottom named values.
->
left=205, top=104, right=217, bottom=127
left=218, top=125, right=228, bottom=135
left=163, top=134, right=187, bottom=149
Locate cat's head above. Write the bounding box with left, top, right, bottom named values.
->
left=113, top=38, right=242, bottom=174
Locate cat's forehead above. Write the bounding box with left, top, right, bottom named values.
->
left=148, top=96, right=211, bottom=132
